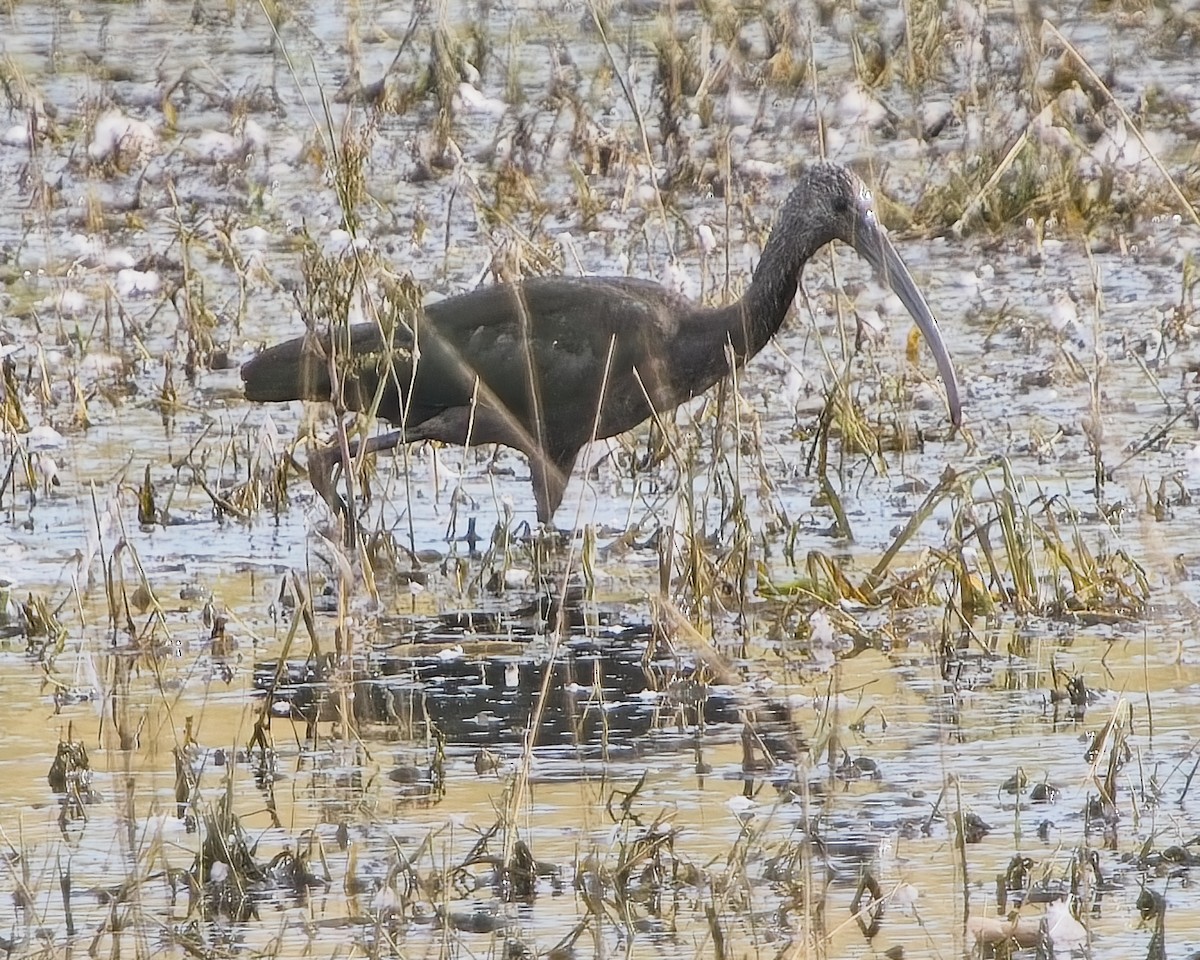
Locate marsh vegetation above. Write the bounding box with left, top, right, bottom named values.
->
left=0, top=0, right=1198, bottom=958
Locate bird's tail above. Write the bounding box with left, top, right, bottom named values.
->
left=241, top=335, right=332, bottom=402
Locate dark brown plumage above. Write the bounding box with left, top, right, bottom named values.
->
left=242, top=163, right=961, bottom=524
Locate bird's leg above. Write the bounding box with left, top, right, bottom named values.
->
left=529, top=448, right=579, bottom=530
left=306, top=441, right=353, bottom=525
left=308, top=430, right=410, bottom=542
left=530, top=460, right=563, bottom=527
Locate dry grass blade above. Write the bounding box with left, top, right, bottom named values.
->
left=862, top=465, right=959, bottom=599
left=1041, top=21, right=1200, bottom=227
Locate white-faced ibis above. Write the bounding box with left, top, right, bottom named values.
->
left=242, top=163, right=961, bottom=525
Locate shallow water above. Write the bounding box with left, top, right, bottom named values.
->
left=1, top=0, right=1200, bottom=957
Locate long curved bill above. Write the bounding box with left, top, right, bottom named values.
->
left=850, top=211, right=962, bottom=427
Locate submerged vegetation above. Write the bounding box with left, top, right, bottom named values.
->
left=0, top=0, right=1197, bottom=958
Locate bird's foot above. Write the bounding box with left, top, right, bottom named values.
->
left=510, top=519, right=574, bottom=549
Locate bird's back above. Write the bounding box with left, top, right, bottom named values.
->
left=241, top=276, right=691, bottom=442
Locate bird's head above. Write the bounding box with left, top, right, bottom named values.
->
left=788, top=162, right=962, bottom=427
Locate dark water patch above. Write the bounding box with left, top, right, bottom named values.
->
left=255, top=607, right=742, bottom=755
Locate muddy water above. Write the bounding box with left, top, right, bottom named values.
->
left=1, top=0, right=1199, bottom=957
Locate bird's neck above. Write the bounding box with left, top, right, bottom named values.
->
left=673, top=265, right=798, bottom=403
left=674, top=197, right=825, bottom=399
left=717, top=231, right=813, bottom=363
left=727, top=271, right=798, bottom=361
